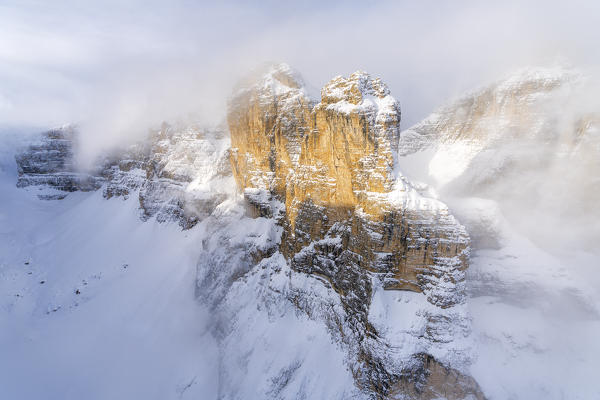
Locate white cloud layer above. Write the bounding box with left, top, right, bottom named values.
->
left=1, top=0, right=599, bottom=157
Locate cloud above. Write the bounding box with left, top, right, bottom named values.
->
left=1, top=0, right=599, bottom=160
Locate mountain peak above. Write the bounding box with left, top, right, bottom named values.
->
left=227, top=65, right=472, bottom=395
left=320, top=70, right=391, bottom=106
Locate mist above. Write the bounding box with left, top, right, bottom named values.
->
left=2, top=0, right=600, bottom=162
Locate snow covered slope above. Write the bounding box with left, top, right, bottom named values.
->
left=1, top=131, right=360, bottom=400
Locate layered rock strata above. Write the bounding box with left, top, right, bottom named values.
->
left=15, top=126, right=103, bottom=198
left=15, top=123, right=233, bottom=227
left=399, top=67, right=600, bottom=251
left=398, top=67, right=598, bottom=189
left=228, top=64, right=478, bottom=398
left=228, top=64, right=469, bottom=303
left=103, top=123, right=234, bottom=228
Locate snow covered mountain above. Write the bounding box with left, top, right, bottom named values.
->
left=398, top=67, right=600, bottom=399
left=1, top=64, right=599, bottom=400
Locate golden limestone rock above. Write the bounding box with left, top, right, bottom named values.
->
left=400, top=67, right=600, bottom=252
left=228, top=63, right=479, bottom=399
left=228, top=64, right=469, bottom=305
left=229, top=66, right=399, bottom=223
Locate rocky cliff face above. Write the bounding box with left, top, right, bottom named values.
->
left=228, top=64, right=469, bottom=303
left=15, top=123, right=234, bottom=227
left=398, top=67, right=599, bottom=189
left=398, top=68, right=575, bottom=157
left=15, top=125, right=104, bottom=199
left=229, top=66, right=400, bottom=224
left=103, top=123, right=234, bottom=228
left=399, top=67, right=600, bottom=251
left=227, top=64, right=480, bottom=398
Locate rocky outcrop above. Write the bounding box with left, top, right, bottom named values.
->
left=398, top=67, right=575, bottom=158
left=397, top=67, right=597, bottom=190
left=15, top=125, right=104, bottom=198
left=15, top=123, right=234, bottom=228
left=103, top=123, right=234, bottom=228
left=228, top=64, right=469, bottom=302
left=399, top=67, right=600, bottom=252
left=229, top=64, right=469, bottom=297
left=229, top=67, right=400, bottom=226
left=228, top=64, right=478, bottom=399
left=389, top=354, right=485, bottom=400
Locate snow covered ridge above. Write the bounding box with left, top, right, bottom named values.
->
left=7, top=63, right=600, bottom=399
left=398, top=66, right=581, bottom=159
left=397, top=65, right=600, bottom=251
left=15, top=123, right=235, bottom=228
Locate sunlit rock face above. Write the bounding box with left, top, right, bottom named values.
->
left=228, top=64, right=480, bottom=398
left=228, top=63, right=469, bottom=301
left=399, top=68, right=574, bottom=157
left=228, top=65, right=400, bottom=225
left=398, top=66, right=600, bottom=189
left=399, top=67, right=600, bottom=251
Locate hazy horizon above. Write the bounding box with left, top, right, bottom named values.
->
left=2, top=1, right=599, bottom=135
